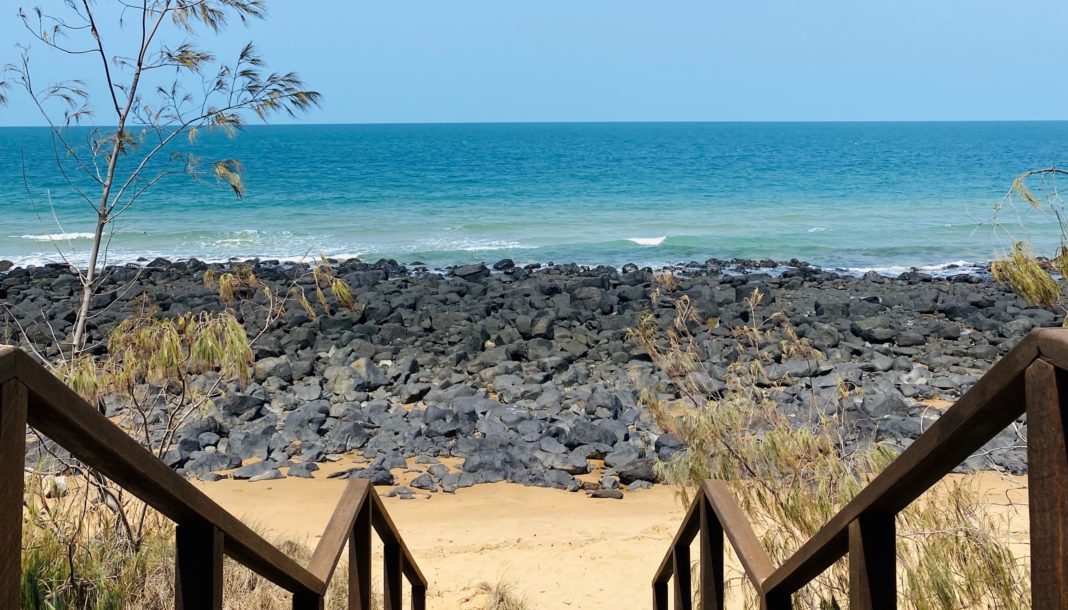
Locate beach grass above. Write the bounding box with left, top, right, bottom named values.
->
left=20, top=475, right=364, bottom=610
left=630, top=288, right=1030, bottom=609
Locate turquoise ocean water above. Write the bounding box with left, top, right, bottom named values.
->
left=1, top=122, right=1066, bottom=272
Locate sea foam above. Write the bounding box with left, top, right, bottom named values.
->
left=626, top=236, right=667, bottom=246
left=844, top=260, right=982, bottom=277
left=20, top=232, right=96, bottom=241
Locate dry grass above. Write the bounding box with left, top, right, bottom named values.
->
left=992, top=167, right=1068, bottom=323
left=630, top=291, right=1029, bottom=609
left=462, top=579, right=531, bottom=610
left=21, top=475, right=373, bottom=610
left=17, top=253, right=377, bottom=609
left=204, top=264, right=260, bottom=304
left=651, top=270, right=678, bottom=301
left=991, top=241, right=1061, bottom=308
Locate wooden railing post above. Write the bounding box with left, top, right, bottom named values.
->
left=175, top=521, right=224, bottom=610
left=699, top=497, right=724, bottom=610
left=848, top=512, right=895, bottom=610
left=1026, top=359, right=1068, bottom=608
left=350, top=499, right=373, bottom=610
left=673, top=540, right=692, bottom=610
left=411, top=584, right=427, bottom=610
left=1, top=380, right=28, bottom=610
left=2, top=349, right=432, bottom=610
left=760, top=592, right=792, bottom=610
left=654, top=579, right=670, bottom=610
left=383, top=542, right=403, bottom=610
left=293, top=589, right=325, bottom=610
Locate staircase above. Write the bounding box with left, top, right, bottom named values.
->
left=0, top=345, right=425, bottom=610
left=653, top=328, right=1068, bottom=609
left=5, top=329, right=1068, bottom=609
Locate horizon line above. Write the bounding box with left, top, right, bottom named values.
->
left=2, top=118, right=1068, bottom=129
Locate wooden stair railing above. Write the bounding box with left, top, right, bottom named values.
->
left=0, top=346, right=428, bottom=610
left=653, top=327, right=1068, bottom=610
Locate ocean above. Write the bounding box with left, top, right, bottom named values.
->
left=1, top=121, right=1066, bottom=272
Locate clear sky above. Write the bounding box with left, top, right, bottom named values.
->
left=1, top=0, right=1066, bottom=125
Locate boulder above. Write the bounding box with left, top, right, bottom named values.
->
left=617, top=457, right=657, bottom=484
left=232, top=460, right=279, bottom=480
left=350, top=358, right=388, bottom=390
left=453, top=264, right=490, bottom=279
left=399, top=383, right=432, bottom=404
left=851, top=317, right=896, bottom=343
left=254, top=356, right=293, bottom=383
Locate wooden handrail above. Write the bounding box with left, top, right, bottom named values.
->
left=653, top=480, right=775, bottom=609
left=371, top=491, right=429, bottom=588
left=704, top=480, right=775, bottom=587
left=653, top=328, right=1068, bottom=609
left=0, top=346, right=428, bottom=610
left=309, top=478, right=373, bottom=585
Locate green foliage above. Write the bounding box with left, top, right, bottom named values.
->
left=6, top=0, right=321, bottom=355
left=65, top=300, right=254, bottom=401
left=108, top=309, right=253, bottom=386
left=631, top=292, right=1029, bottom=609
left=21, top=475, right=174, bottom=610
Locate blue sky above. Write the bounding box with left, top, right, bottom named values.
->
left=1, top=0, right=1066, bottom=125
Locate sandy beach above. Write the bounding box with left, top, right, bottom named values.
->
left=198, top=478, right=683, bottom=608
left=195, top=463, right=1029, bottom=610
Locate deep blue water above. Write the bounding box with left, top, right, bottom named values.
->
left=1, top=122, right=1066, bottom=271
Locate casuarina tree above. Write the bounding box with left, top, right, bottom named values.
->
left=0, top=1, right=321, bottom=357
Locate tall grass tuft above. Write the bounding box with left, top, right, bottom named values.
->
left=21, top=475, right=174, bottom=609
left=991, top=242, right=1061, bottom=308
left=464, top=579, right=531, bottom=610
left=21, top=475, right=370, bottom=609
left=18, top=255, right=371, bottom=608
left=630, top=291, right=1029, bottom=609
left=992, top=167, right=1068, bottom=323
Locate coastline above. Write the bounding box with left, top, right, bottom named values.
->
left=8, top=254, right=1039, bottom=494
left=0, top=252, right=994, bottom=280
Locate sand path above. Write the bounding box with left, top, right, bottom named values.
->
left=197, top=474, right=684, bottom=608
left=194, top=462, right=1028, bottom=610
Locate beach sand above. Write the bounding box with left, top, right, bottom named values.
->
left=195, top=464, right=1029, bottom=609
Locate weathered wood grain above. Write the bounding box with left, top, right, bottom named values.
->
left=1027, top=358, right=1068, bottom=609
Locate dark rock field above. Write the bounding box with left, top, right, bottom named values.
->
left=1, top=256, right=1044, bottom=495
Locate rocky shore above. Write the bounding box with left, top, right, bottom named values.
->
left=1, top=257, right=1043, bottom=495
